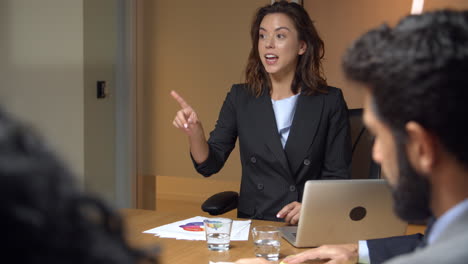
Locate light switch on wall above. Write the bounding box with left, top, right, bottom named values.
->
left=97, top=81, right=107, bottom=99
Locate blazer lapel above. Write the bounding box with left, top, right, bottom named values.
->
left=254, top=92, right=292, bottom=178
left=284, top=93, right=324, bottom=178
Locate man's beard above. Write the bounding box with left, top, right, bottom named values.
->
left=391, top=139, right=433, bottom=222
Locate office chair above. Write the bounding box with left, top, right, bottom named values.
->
left=348, top=108, right=381, bottom=179
left=201, top=108, right=381, bottom=216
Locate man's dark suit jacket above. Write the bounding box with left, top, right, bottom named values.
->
left=193, top=84, right=351, bottom=221
left=367, top=234, right=424, bottom=263
left=368, top=218, right=434, bottom=263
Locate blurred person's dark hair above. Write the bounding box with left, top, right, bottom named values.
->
left=342, top=9, right=468, bottom=168
left=0, top=108, right=157, bottom=263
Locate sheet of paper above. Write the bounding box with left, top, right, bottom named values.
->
left=143, top=216, right=251, bottom=241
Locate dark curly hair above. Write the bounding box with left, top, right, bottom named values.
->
left=342, top=10, right=468, bottom=167
left=0, top=109, right=158, bottom=263
left=245, top=0, right=327, bottom=97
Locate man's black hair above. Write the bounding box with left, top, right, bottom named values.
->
left=343, top=10, right=468, bottom=167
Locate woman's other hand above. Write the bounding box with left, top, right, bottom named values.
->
left=277, top=201, right=301, bottom=225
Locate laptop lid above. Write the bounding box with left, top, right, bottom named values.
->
left=280, top=179, right=407, bottom=247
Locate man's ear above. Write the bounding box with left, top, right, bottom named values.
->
left=405, top=121, right=437, bottom=174
left=298, top=41, right=307, bottom=55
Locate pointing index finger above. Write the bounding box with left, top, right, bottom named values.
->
left=170, top=90, right=190, bottom=109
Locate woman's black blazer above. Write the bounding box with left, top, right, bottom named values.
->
left=193, top=84, right=351, bottom=221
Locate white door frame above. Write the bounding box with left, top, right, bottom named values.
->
left=115, top=0, right=137, bottom=208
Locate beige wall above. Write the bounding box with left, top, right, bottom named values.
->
left=305, top=0, right=413, bottom=108
left=424, top=0, right=468, bottom=11
left=138, top=0, right=411, bottom=185
left=83, top=0, right=117, bottom=204
left=138, top=0, right=468, bottom=206
left=0, top=0, right=85, bottom=181
left=0, top=0, right=119, bottom=206
left=138, top=0, right=269, bottom=185
left=304, top=0, right=468, bottom=109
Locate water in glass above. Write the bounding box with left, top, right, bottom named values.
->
left=206, top=233, right=230, bottom=251
left=254, top=238, right=280, bottom=260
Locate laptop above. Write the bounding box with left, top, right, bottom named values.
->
left=280, top=179, right=407, bottom=247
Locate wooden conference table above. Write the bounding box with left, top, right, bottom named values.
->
left=122, top=209, right=426, bottom=264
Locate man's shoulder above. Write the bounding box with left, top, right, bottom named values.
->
left=384, top=229, right=468, bottom=264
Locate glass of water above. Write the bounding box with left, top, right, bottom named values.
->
left=203, top=218, right=233, bottom=251
left=252, top=225, right=281, bottom=260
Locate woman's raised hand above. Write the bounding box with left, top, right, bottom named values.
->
left=170, top=90, right=202, bottom=137
left=170, top=90, right=209, bottom=164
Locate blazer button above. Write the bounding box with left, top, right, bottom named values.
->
left=257, top=183, right=264, bottom=190
left=289, top=185, right=296, bottom=192
left=250, top=156, right=257, bottom=163
left=303, top=159, right=311, bottom=166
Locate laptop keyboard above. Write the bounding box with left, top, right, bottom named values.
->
left=292, top=233, right=297, bottom=237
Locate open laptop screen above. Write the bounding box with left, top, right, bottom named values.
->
left=280, top=179, right=407, bottom=247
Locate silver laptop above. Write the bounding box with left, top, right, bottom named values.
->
left=280, top=179, right=407, bottom=247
